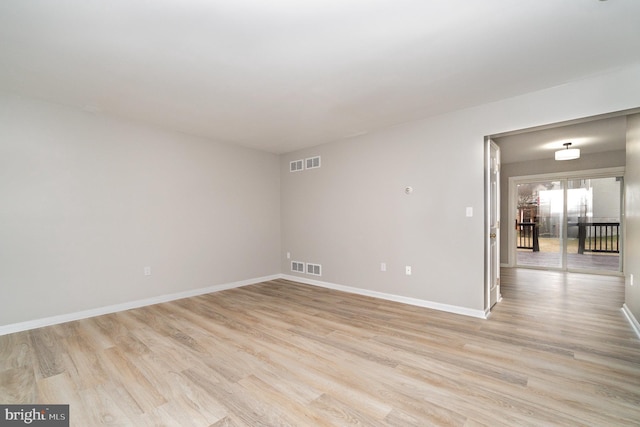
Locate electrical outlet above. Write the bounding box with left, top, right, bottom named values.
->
left=405, top=265, right=412, bottom=275
left=144, top=266, right=151, bottom=276
left=286, top=252, right=291, bottom=259
left=380, top=262, right=386, bottom=272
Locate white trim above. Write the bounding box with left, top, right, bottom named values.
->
left=508, top=166, right=625, bottom=183
left=281, top=274, right=487, bottom=319
left=484, top=136, right=491, bottom=311
left=0, top=275, right=280, bottom=336
left=507, top=175, right=517, bottom=267
left=485, top=138, right=501, bottom=312
left=622, top=304, right=640, bottom=339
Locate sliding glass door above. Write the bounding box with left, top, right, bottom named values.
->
left=566, top=177, right=621, bottom=271
left=513, top=172, right=622, bottom=273
left=516, top=180, right=564, bottom=269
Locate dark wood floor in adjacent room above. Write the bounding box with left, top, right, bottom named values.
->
left=1, top=269, right=639, bottom=426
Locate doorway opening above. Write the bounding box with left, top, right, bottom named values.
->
left=485, top=109, right=639, bottom=314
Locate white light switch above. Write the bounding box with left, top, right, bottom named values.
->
left=405, top=265, right=412, bottom=275
left=381, top=262, right=386, bottom=272
left=466, top=207, right=473, bottom=217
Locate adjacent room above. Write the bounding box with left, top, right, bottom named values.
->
left=1, top=1, right=640, bottom=425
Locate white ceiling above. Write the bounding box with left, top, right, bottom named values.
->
left=495, top=115, right=629, bottom=164
left=1, top=0, right=639, bottom=154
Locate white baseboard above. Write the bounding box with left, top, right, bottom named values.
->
left=622, top=304, right=640, bottom=339
left=1, top=273, right=489, bottom=336
left=0, top=274, right=280, bottom=336
left=280, top=274, right=487, bottom=319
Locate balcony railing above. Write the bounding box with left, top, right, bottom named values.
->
left=517, top=222, right=539, bottom=252
left=576, top=222, right=620, bottom=254
left=517, top=221, right=620, bottom=254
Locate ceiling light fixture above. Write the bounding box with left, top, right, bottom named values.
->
left=555, top=142, right=580, bottom=161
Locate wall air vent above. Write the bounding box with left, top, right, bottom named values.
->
left=291, top=261, right=305, bottom=273
left=305, top=156, right=321, bottom=170
left=290, top=159, right=304, bottom=172
left=306, top=263, right=322, bottom=276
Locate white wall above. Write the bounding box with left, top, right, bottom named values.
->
left=3, top=64, right=640, bottom=329
left=0, top=94, right=281, bottom=328
left=281, top=64, right=640, bottom=314
left=625, top=113, right=640, bottom=322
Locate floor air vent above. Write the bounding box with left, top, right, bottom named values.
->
left=306, top=263, right=322, bottom=276
left=291, top=261, right=305, bottom=273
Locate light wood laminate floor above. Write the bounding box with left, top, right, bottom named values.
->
left=1, top=269, right=639, bottom=426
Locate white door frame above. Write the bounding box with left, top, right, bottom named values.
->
left=484, top=137, right=501, bottom=315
